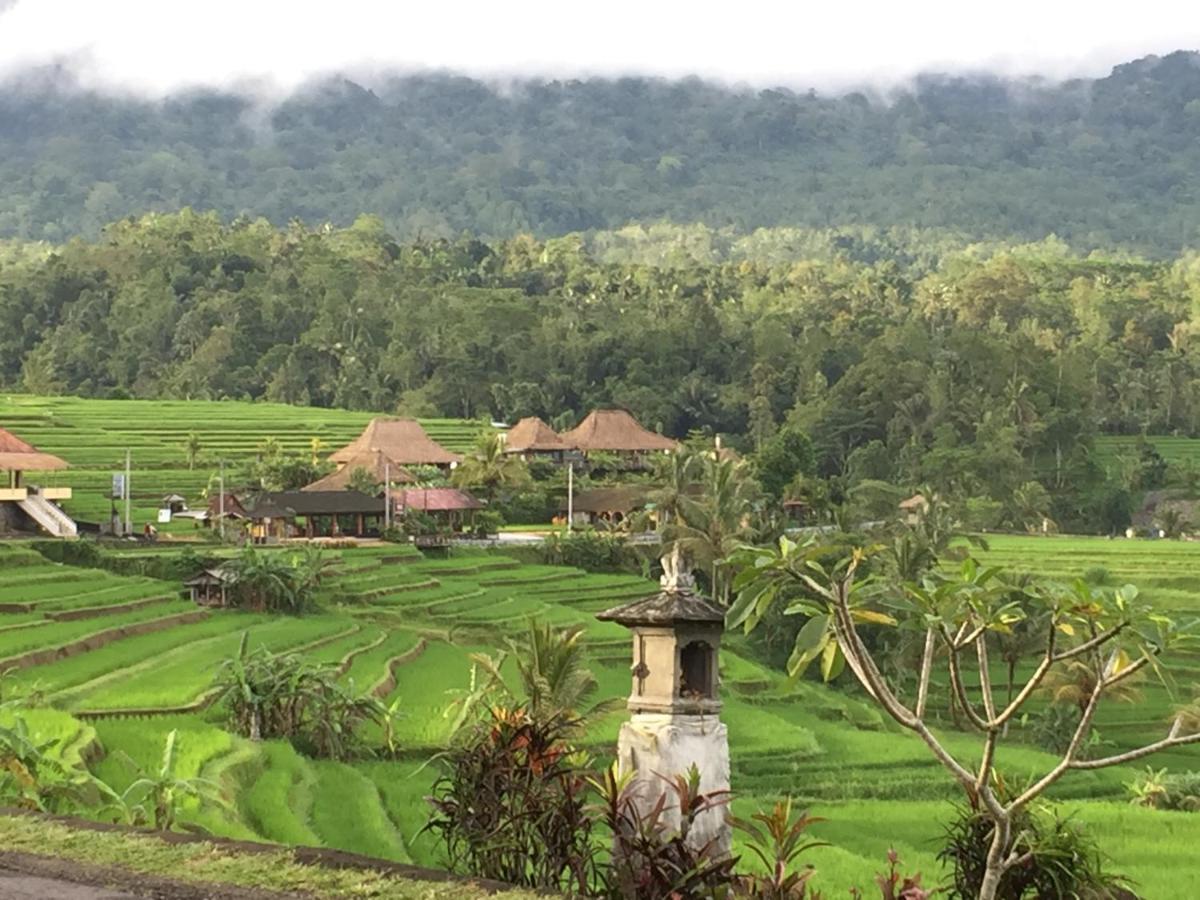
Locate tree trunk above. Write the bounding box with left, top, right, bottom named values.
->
left=978, top=817, right=1011, bottom=900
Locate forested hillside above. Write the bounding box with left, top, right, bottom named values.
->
left=4, top=210, right=1200, bottom=529
left=3, top=51, right=1200, bottom=249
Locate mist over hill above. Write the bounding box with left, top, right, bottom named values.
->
left=2, top=51, right=1200, bottom=251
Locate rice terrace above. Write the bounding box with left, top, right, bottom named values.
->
left=8, top=14, right=1200, bottom=899
left=0, top=392, right=1197, bottom=898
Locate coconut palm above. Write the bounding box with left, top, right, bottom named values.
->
left=446, top=620, right=615, bottom=735
left=1040, top=657, right=1143, bottom=716
left=451, top=432, right=531, bottom=501
left=183, top=432, right=202, bottom=470
left=667, top=455, right=762, bottom=606
left=647, top=448, right=702, bottom=527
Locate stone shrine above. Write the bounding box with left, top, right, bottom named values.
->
left=596, top=546, right=731, bottom=853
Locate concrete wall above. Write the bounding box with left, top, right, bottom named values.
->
left=0, top=501, right=28, bottom=534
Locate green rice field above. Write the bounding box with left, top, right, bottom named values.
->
left=2, top=531, right=1200, bottom=896
left=0, top=394, right=490, bottom=527
left=1, top=396, right=1200, bottom=895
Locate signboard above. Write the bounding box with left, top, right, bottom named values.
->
left=111, top=474, right=126, bottom=500
left=157, top=508, right=172, bottom=524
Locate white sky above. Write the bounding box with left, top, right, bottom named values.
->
left=0, top=0, right=1197, bottom=95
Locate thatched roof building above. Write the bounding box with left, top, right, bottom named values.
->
left=302, top=450, right=415, bottom=492
left=394, top=487, right=485, bottom=512
left=331, top=418, right=462, bottom=468
left=503, top=417, right=569, bottom=454
left=0, top=427, right=68, bottom=474
left=561, top=409, right=678, bottom=453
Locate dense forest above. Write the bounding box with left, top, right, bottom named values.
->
left=3, top=210, right=1200, bottom=529
left=2, top=52, right=1200, bottom=250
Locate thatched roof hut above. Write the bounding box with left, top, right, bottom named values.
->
left=503, top=417, right=569, bottom=454
left=560, top=409, right=678, bottom=453
left=302, top=450, right=415, bottom=492
left=0, top=427, right=68, bottom=473
left=394, top=487, right=485, bottom=512
left=331, top=418, right=462, bottom=467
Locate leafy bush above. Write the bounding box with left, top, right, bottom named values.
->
left=539, top=530, right=643, bottom=573
left=593, top=763, right=736, bottom=900
left=472, top=509, right=505, bottom=537
left=732, top=799, right=825, bottom=899
left=1082, top=567, right=1111, bottom=586
left=495, top=486, right=554, bottom=524
left=212, top=635, right=384, bottom=760
left=1126, top=767, right=1200, bottom=811
left=425, top=707, right=597, bottom=893
left=938, top=801, right=1132, bottom=900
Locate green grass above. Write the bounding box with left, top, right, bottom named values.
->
left=0, top=814, right=540, bottom=898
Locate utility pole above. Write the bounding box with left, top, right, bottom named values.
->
left=218, top=460, right=226, bottom=542
left=384, top=460, right=391, bottom=532
left=124, top=450, right=132, bottom=538
left=567, top=461, right=574, bottom=533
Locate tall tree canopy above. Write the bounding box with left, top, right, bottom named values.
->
left=3, top=52, right=1200, bottom=249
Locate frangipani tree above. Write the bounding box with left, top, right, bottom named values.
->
left=729, top=536, right=1200, bottom=900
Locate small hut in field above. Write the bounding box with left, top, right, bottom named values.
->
left=560, top=409, right=678, bottom=468
left=184, top=567, right=236, bottom=608
left=502, top=417, right=570, bottom=462
left=0, top=426, right=75, bottom=536
left=302, top=449, right=415, bottom=493
left=330, top=418, right=462, bottom=471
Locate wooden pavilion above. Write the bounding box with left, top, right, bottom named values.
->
left=0, top=426, right=75, bottom=537
left=564, top=485, right=655, bottom=528
left=330, top=418, right=462, bottom=471
left=184, top=567, right=236, bottom=607
left=253, top=490, right=386, bottom=539
left=560, top=409, right=678, bottom=466
left=502, top=416, right=570, bottom=461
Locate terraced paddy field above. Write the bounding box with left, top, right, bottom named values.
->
left=3, top=537, right=1200, bottom=896
left=0, top=394, right=490, bottom=527
left=1094, top=434, right=1200, bottom=473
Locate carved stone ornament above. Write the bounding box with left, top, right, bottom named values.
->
left=659, top=543, right=696, bottom=592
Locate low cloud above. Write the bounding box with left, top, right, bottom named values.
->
left=0, top=0, right=1196, bottom=98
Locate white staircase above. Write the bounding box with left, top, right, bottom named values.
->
left=18, top=491, right=78, bottom=538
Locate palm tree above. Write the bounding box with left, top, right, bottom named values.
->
left=184, top=432, right=202, bottom=470
left=451, top=433, right=531, bottom=502
left=1040, top=658, right=1142, bottom=716
left=446, top=620, right=615, bottom=734
left=647, top=448, right=701, bottom=527
left=668, top=455, right=761, bottom=606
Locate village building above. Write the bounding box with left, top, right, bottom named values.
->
left=501, top=416, right=570, bottom=462
left=560, top=408, right=678, bottom=468
left=564, top=485, right=655, bottom=528
left=183, top=567, right=236, bottom=607
left=330, top=418, right=462, bottom=471
left=250, top=490, right=386, bottom=540
left=206, top=492, right=248, bottom=526
left=393, top=486, right=485, bottom=529
left=0, top=426, right=76, bottom=537
left=302, top=449, right=415, bottom=493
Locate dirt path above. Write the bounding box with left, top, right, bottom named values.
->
left=0, top=851, right=306, bottom=899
